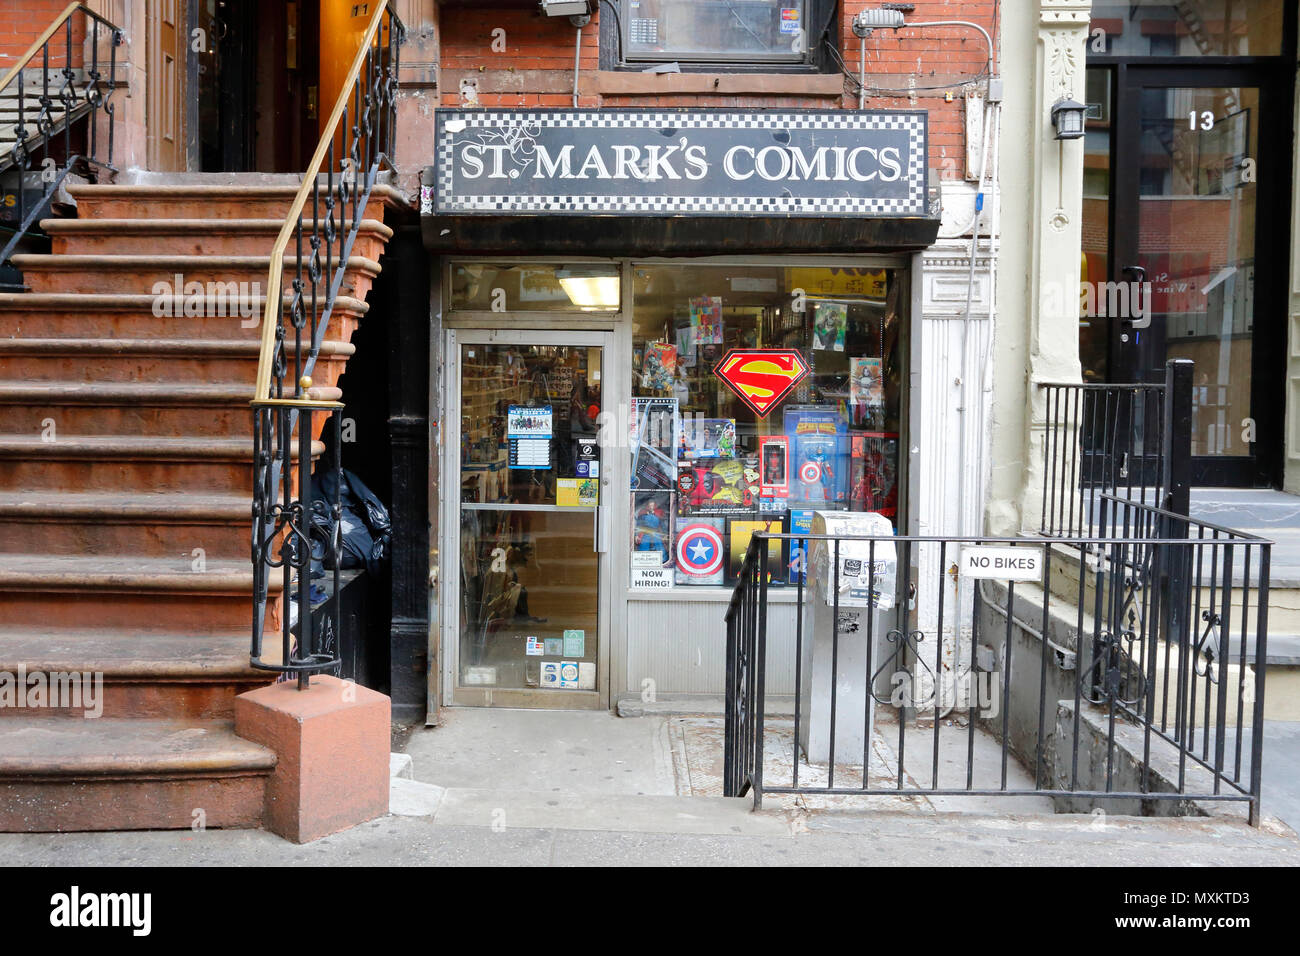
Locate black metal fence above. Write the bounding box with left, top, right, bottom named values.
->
left=0, top=3, right=122, bottom=266
left=1037, top=359, right=1193, bottom=538
left=723, top=497, right=1271, bottom=824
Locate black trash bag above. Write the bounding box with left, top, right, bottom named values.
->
left=312, top=467, right=390, bottom=576
left=308, top=495, right=375, bottom=574
left=344, top=470, right=392, bottom=568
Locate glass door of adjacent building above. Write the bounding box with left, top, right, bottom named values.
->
left=1086, top=56, right=1291, bottom=487
left=446, top=329, right=612, bottom=708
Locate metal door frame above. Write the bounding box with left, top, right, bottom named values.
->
left=441, top=326, right=617, bottom=709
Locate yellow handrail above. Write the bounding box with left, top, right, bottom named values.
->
left=251, top=0, right=396, bottom=406
left=0, top=3, right=112, bottom=94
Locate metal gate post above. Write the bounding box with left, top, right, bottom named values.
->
left=1158, top=359, right=1193, bottom=721
left=1160, top=359, right=1193, bottom=519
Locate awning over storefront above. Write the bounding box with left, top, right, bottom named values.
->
left=420, top=108, right=941, bottom=255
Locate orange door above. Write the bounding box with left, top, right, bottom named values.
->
left=147, top=0, right=186, bottom=170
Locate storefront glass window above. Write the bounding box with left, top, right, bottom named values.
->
left=450, top=263, right=621, bottom=312
left=628, top=264, right=906, bottom=589
left=1088, top=1, right=1284, bottom=57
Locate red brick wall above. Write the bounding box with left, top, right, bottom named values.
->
left=438, top=1, right=998, bottom=176
left=0, top=1, right=86, bottom=73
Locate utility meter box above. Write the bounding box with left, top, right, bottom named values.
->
left=798, top=511, right=897, bottom=765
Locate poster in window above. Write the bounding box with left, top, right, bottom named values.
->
left=812, top=301, right=847, bottom=352
left=676, top=324, right=697, bottom=368
left=690, top=295, right=724, bottom=345
left=641, top=341, right=677, bottom=391
left=849, top=357, right=883, bottom=407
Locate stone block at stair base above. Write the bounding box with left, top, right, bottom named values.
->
left=234, top=675, right=390, bottom=843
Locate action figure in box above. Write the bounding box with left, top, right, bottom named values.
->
left=676, top=456, right=758, bottom=516
left=633, top=491, right=672, bottom=566
left=785, top=406, right=848, bottom=505
left=850, top=433, right=898, bottom=517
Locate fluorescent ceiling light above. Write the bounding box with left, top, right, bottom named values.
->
left=557, top=267, right=619, bottom=310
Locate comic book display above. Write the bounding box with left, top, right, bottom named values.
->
left=628, top=265, right=904, bottom=591
left=727, top=517, right=785, bottom=584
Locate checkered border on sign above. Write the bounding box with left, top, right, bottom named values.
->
left=433, top=111, right=927, bottom=217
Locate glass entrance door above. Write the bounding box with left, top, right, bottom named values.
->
left=1109, top=67, right=1285, bottom=485
left=448, top=330, right=611, bottom=708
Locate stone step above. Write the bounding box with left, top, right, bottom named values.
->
left=9, top=253, right=382, bottom=298
left=0, top=291, right=368, bottom=340
left=0, top=336, right=354, bottom=384
left=0, top=717, right=275, bottom=831
left=0, top=553, right=282, bottom=632
left=43, top=217, right=392, bottom=260
left=0, top=490, right=253, bottom=559
left=0, top=380, right=344, bottom=439
left=0, top=629, right=269, bottom=720
left=0, top=433, right=322, bottom=493
left=66, top=182, right=403, bottom=221
left=0, top=381, right=256, bottom=438
left=1045, top=542, right=1300, bottom=634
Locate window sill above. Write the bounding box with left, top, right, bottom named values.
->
left=596, top=72, right=844, bottom=98
left=624, top=586, right=801, bottom=603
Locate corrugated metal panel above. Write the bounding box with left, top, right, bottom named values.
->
left=625, top=597, right=800, bottom=695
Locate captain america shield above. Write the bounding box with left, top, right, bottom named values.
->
left=799, top=461, right=822, bottom=484
left=675, top=524, right=725, bottom=577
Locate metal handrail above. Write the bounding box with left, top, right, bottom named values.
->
left=251, top=0, right=400, bottom=407
left=249, top=1, right=403, bottom=686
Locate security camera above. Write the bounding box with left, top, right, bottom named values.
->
left=540, top=0, right=594, bottom=16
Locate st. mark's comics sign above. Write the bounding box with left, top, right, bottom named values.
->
left=430, top=109, right=928, bottom=218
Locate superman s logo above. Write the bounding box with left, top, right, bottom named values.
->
left=713, top=349, right=811, bottom=418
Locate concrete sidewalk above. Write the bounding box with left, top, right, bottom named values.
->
left=1, top=708, right=1297, bottom=866
left=0, top=796, right=1295, bottom=866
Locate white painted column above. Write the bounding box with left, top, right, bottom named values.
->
left=988, top=0, right=1092, bottom=537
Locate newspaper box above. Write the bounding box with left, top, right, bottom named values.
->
left=797, top=511, right=896, bottom=765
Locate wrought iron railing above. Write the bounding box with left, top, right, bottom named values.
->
left=0, top=2, right=122, bottom=266
left=1038, top=381, right=1165, bottom=537
left=1037, top=359, right=1193, bottom=538
left=250, top=2, right=403, bottom=686
left=724, top=500, right=1271, bottom=825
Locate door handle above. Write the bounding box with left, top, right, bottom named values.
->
left=1119, top=265, right=1149, bottom=332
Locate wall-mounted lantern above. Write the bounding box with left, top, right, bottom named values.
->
left=1051, top=96, right=1087, bottom=140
